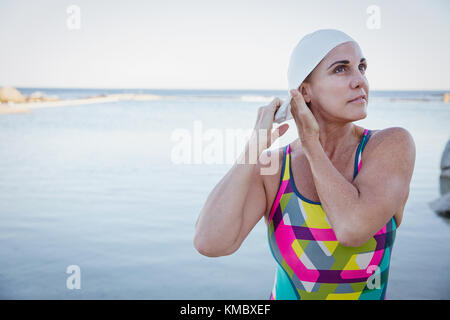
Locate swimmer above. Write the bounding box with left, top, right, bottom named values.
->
left=194, top=29, right=416, bottom=300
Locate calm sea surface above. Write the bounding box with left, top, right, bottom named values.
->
left=0, top=89, right=449, bottom=299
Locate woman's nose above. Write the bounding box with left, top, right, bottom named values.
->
left=350, top=69, right=368, bottom=89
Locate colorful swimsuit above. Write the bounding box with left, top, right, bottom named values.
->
left=267, top=129, right=397, bottom=300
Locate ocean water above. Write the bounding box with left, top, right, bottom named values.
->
left=0, top=88, right=449, bottom=299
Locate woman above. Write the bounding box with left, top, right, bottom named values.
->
left=194, top=29, right=416, bottom=300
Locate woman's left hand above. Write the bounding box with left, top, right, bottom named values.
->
left=290, top=88, right=320, bottom=145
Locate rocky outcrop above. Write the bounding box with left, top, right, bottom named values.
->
left=0, top=87, right=60, bottom=104
left=0, top=88, right=161, bottom=115
left=429, top=193, right=450, bottom=217
left=440, top=139, right=450, bottom=196
left=26, top=91, right=60, bottom=102
left=444, top=93, right=450, bottom=103
left=0, top=86, right=26, bottom=103
left=430, top=139, right=450, bottom=216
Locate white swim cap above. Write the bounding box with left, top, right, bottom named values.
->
left=274, top=29, right=356, bottom=124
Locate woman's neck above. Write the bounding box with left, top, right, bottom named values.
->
left=295, top=123, right=362, bottom=161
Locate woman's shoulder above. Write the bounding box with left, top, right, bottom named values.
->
left=370, top=126, right=412, bottom=137
left=367, top=127, right=415, bottom=152
left=362, top=127, right=416, bottom=174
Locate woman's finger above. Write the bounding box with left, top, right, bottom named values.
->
left=290, top=89, right=308, bottom=114
left=271, top=123, right=289, bottom=142
left=288, top=88, right=320, bottom=144
left=268, top=97, right=283, bottom=112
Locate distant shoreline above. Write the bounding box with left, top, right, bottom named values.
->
left=1, top=89, right=448, bottom=115
left=0, top=93, right=161, bottom=115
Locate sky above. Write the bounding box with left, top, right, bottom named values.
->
left=0, top=0, right=449, bottom=90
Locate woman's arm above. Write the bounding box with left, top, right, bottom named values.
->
left=303, top=127, right=416, bottom=247
left=288, top=88, right=416, bottom=247
left=193, top=135, right=265, bottom=257
left=194, top=99, right=289, bottom=257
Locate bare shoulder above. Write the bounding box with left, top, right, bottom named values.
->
left=360, top=127, right=416, bottom=177
left=367, top=127, right=415, bottom=154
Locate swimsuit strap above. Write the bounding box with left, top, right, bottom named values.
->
left=353, top=129, right=372, bottom=180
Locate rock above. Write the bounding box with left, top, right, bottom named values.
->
left=441, top=139, right=450, bottom=170
left=440, top=139, right=450, bottom=195
left=440, top=169, right=450, bottom=196
left=431, top=139, right=450, bottom=216
left=444, top=93, right=450, bottom=103
left=429, top=193, right=450, bottom=217
left=0, top=86, right=26, bottom=103
left=26, top=91, right=60, bottom=102
left=26, top=91, right=45, bottom=102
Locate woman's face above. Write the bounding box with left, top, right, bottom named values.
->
left=302, top=41, right=369, bottom=122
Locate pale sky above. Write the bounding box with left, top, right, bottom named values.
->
left=0, top=0, right=449, bottom=90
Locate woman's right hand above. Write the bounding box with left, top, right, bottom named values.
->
left=251, top=97, right=290, bottom=156
left=196, top=99, right=289, bottom=257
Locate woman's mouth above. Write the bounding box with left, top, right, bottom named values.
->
left=349, top=96, right=367, bottom=104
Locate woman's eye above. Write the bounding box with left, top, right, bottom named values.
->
left=334, top=65, right=345, bottom=73
left=334, top=64, right=367, bottom=73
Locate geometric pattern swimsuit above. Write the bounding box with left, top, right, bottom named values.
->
left=267, top=129, right=397, bottom=300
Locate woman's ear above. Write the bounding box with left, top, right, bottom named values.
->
left=299, top=84, right=312, bottom=104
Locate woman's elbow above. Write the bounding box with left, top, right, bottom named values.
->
left=336, top=230, right=367, bottom=247
left=193, top=235, right=234, bottom=257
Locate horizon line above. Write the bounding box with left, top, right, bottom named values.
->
left=3, top=85, right=449, bottom=92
